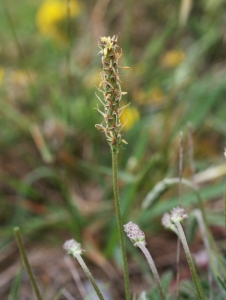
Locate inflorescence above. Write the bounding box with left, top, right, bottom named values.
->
left=124, top=221, right=146, bottom=247
left=95, top=36, right=129, bottom=151
left=63, top=239, right=85, bottom=256
left=162, top=207, right=188, bottom=232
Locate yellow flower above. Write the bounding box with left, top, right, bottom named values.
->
left=120, top=106, right=140, bottom=131
left=0, top=66, right=5, bottom=85
left=161, top=50, right=185, bottom=68
left=36, top=0, right=81, bottom=39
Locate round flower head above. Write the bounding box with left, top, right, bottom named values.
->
left=162, top=213, right=171, bottom=229
left=170, top=207, right=188, bottom=224
left=63, top=239, right=85, bottom=256
left=162, top=213, right=177, bottom=234
left=124, top=221, right=146, bottom=246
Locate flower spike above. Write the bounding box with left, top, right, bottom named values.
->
left=96, top=35, right=128, bottom=150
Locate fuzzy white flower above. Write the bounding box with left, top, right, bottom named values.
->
left=124, top=221, right=146, bottom=246
left=63, top=239, right=85, bottom=256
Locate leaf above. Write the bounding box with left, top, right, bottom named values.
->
left=8, top=266, right=22, bottom=300
left=216, top=276, right=226, bottom=292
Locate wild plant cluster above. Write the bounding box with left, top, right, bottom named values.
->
left=2, top=3, right=226, bottom=300
left=14, top=36, right=226, bottom=300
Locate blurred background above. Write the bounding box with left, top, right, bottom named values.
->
left=1, top=0, right=226, bottom=299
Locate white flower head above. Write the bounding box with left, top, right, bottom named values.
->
left=162, top=213, right=171, bottom=229
left=162, top=213, right=177, bottom=233
left=63, top=239, right=85, bottom=256
left=170, top=207, right=188, bottom=224
left=124, top=221, right=146, bottom=246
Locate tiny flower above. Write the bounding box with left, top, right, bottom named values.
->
left=124, top=221, right=146, bottom=246
left=161, top=213, right=177, bottom=234
left=170, top=207, right=188, bottom=224
left=63, top=239, right=85, bottom=256
left=161, top=213, right=172, bottom=229
left=162, top=207, right=187, bottom=233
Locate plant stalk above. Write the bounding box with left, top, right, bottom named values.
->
left=14, top=227, right=43, bottom=300
left=73, top=253, right=105, bottom=300
left=112, top=147, right=130, bottom=300
left=137, top=242, right=165, bottom=300
left=174, top=221, right=206, bottom=300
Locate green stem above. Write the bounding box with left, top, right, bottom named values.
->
left=224, top=181, right=226, bottom=230
left=73, top=253, right=105, bottom=300
left=143, top=177, right=226, bottom=277
left=14, top=227, right=43, bottom=300
left=174, top=221, right=206, bottom=300
left=111, top=147, right=130, bottom=300
left=2, top=0, right=37, bottom=101
left=66, top=0, right=72, bottom=93
left=137, top=242, right=165, bottom=300
left=2, top=0, right=24, bottom=60
left=193, top=209, right=214, bottom=298
left=176, top=236, right=181, bottom=299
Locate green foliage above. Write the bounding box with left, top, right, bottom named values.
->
left=8, top=267, right=23, bottom=300
left=1, top=0, right=226, bottom=298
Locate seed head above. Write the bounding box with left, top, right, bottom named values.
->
left=95, top=35, right=128, bottom=151
left=124, top=221, right=146, bottom=246
left=162, top=213, right=172, bottom=229
left=63, top=239, right=85, bottom=256
left=170, top=207, right=188, bottom=224
left=162, top=207, right=187, bottom=233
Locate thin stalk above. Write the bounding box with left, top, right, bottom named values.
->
left=174, top=221, right=206, bottom=300
left=178, top=131, right=183, bottom=207
left=193, top=209, right=215, bottom=300
left=176, top=237, right=181, bottom=299
left=188, top=124, right=222, bottom=292
left=143, top=177, right=226, bottom=276
left=224, top=182, right=226, bottom=230
left=73, top=253, right=105, bottom=300
left=64, top=256, right=87, bottom=298
left=14, top=227, right=43, bottom=300
left=112, top=147, right=130, bottom=300
left=2, top=0, right=37, bottom=100
left=137, top=242, right=165, bottom=300
left=66, top=0, right=72, bottom=93
left=195, top=190, right=226, bottom=278
left=2, top=0, right=24, bottom=60
left=176, top=131, right=183, bottom=299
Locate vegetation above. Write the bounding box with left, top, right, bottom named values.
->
left=1, top=0, right=226, bottom=299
